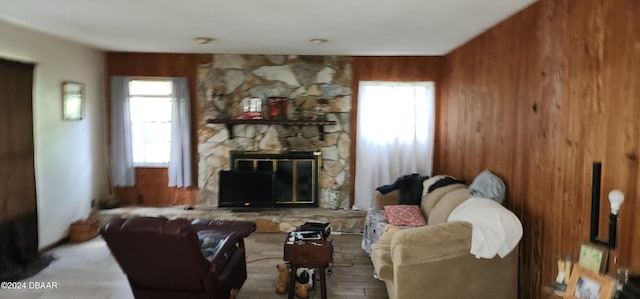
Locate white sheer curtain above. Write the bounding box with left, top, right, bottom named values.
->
left=353, top=81, right=435, bottom=210
left=168, top=78, right=192, bottom=187
left=110, top=76, right=135, bottom=186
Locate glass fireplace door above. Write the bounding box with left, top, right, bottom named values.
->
left=231, top=151, right=319, bottom=207
left=275, top=160, right=314, bottom=204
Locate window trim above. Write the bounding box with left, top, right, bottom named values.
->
left=133, top=162, right=169, bottom=168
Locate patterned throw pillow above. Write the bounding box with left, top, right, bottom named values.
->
left=383, top=205, right=427, bottom=226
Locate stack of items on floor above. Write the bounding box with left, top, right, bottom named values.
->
left=362, top=170, right=523, bottom=299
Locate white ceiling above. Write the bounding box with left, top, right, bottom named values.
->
left=0, top=0, right=536, bottom=56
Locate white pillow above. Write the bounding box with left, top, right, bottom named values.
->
left=469, top=169, right=506, bottom=204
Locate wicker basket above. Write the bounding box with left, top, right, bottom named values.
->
left=69, top=217, right=100, bottom=242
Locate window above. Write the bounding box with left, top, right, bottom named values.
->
left=111, top=76, right=192, bottom=187
left=357, top=82, right=433, bottom=145
left=353, top=81, right=435, bottom=209
left=128, top=79, right=173, bottom=166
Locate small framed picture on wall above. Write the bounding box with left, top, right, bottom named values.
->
left=62, top=81, right=84, bottom=120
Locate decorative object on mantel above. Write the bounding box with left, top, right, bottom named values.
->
left=314, top=99, right=329, bottom=121
left=62, top=81, right=84, bottom=120
left=242, top=97, right=263, bottom=119
left=267, top=97, right=288, bottom=120
left=589, top=162, right=625, bottom=249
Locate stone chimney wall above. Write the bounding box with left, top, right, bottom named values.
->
left=197, top=55, right=352, bottom=208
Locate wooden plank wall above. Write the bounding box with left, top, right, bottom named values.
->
left=113, top=168, right=199, bottom=206
left=106, top=52, right=208, bottom=205
left=435, top=0, right=640, bottom=298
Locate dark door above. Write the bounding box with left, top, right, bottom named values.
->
left=0, top=58, right=40, bottom=280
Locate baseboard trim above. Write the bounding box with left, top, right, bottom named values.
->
left=39, top=236, right=70, bottom=253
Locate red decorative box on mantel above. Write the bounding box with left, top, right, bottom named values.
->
left=267, top=97, right=288, bottom=120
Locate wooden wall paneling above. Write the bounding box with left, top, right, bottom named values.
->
left=106, top=52, right=204, bottom=206
left=566, top=0, right=611, bottom=274
left=540, top=3, right=577, bottom=298
left=436, top=0, right=640, bottom=297
left=440, top=4, right=548, bottom=296
left=135, top=168, right=168, bottom=206
left=508, top=11, right=553, bottom=297
left=618, top=0, right=640, bottom=271
left=114, top=168, right=197, bottom=206
left=508, top=9, right=542, bottom=298
left=112, top=186, right=136, bottom=206
left=135, top=168, right=172, bottom=206
left=599, top=0, right=640, bottom=271
left=351, top=56, right=443, bottom=82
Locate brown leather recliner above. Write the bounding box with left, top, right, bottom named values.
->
left=101, top=216, right=256, bottom=299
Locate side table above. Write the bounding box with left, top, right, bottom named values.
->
left=283, top=237, right=333, bottom=299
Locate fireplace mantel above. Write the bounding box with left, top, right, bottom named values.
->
left=206, top=119, right=337, bottom=140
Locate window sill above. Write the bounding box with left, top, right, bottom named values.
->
left=133, top=164, right=169, bottom=168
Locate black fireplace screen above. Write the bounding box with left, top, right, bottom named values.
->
left=220, top=151, right=320, bottom=208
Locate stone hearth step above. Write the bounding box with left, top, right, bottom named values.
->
left=96, top=206, right=366, bottom=233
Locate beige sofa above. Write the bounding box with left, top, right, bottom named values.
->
left=369, top=176, right=520, bottom=299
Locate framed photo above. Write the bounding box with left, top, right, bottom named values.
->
left=62, top=81, right=84, bottom=120
left=578, top=243, right=609, bottom=273
left=565, top=264, right=616, bottom=299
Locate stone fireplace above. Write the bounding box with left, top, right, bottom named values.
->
left=197, top=55, right=352, bottom=209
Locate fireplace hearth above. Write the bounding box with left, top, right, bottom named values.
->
left=219, top=151, right=321, bottom=208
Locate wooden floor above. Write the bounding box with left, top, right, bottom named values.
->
left=241, top=233, right=388, bottom=299
left=7, top=232, right=388, bottom=299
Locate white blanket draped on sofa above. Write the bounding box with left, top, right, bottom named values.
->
left=448, top=197, right=523, bottom=259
